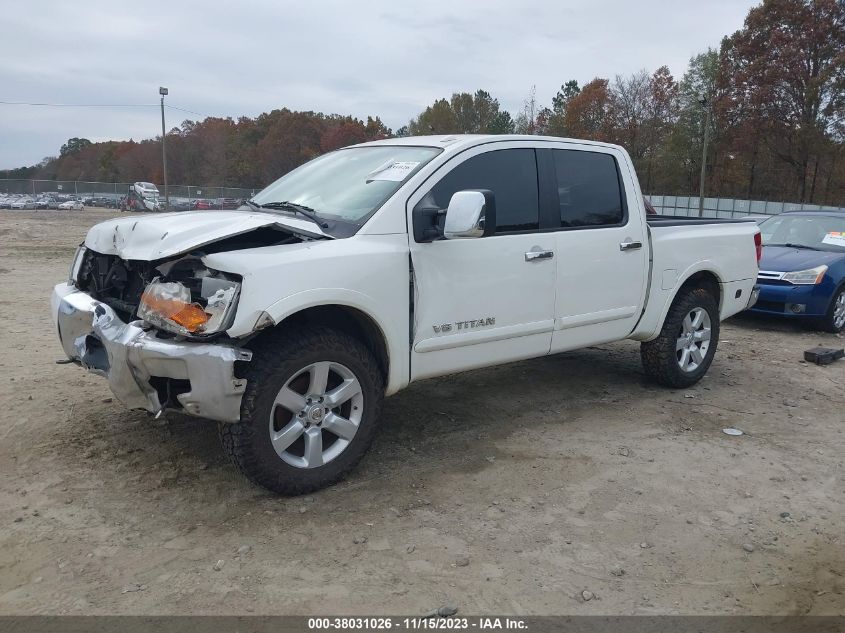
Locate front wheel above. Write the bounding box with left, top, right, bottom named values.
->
left=219, top=327, right=384, bottom=495
left=641, top=287, right=720, bottom=388
left=818, top=286, right=845, bottom=333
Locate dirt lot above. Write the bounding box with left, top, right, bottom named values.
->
left=0, top=208, right=843, bottom=616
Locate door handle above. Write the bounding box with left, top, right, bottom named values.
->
left=619, top=240, right=643, bottom=251
left=525, top=250, right=554, bottom=262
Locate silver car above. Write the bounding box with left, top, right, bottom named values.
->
left=11, top=197, right=36, bottom=210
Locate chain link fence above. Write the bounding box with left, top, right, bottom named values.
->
left=645, top=194, right=845, bottom=218
left=2, top=179, right=843, bottom=217
left=0, top=179, right=260, bottom=210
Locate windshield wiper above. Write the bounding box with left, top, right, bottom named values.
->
left=247, top=200, right=328, bottom=229
left=769, top=243, right=818, bottom=250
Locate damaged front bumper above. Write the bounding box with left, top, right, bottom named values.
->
left=51, top=283, right=251, bottom=422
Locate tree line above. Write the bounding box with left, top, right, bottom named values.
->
left=2, top=113, right=392, bottom=190
left=3, top=0, right=843, bottom=205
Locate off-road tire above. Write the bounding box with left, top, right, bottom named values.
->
left=219, top=326, right=384, bottom=495
left=641, top=287, right=720, bottom=388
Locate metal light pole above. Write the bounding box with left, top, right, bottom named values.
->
left=697, top=93, right=712, bottom=218
left=159, top=86, right=169, bottom=211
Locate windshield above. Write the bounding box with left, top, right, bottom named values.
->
left=251, top=146, right=441, bottom=224
left=760, top=214, right=845, bottom=252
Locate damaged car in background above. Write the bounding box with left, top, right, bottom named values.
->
left=53, top=135, right=761, bottom=495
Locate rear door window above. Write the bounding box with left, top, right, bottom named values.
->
left=552, top=150, right=625, bottom=227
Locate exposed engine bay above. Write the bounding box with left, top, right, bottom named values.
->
left=75, top=226, right=307, bottom=337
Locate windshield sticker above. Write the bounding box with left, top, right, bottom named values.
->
left=366, top=161, right=420, bottom=183
left=822, top=232, right=845, bottom=247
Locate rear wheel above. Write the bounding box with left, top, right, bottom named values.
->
left=641, top=287, right=720, bottom=388
left=219, top=327, right=383, bottom=495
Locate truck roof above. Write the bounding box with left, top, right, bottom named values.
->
left=354, top=134, right=623, bottom=153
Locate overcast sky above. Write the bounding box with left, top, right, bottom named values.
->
left=1, top=0, right=758, bottom=170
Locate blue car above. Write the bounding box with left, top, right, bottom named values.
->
left=751, top=211, right=845, bottom=332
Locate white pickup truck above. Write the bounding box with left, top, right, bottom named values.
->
left=52, top=135, right=761, bottom=494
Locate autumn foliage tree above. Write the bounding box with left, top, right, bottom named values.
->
left=717, top=0, right=845, bottom=202
left=563, top=79, right=614, bottom=141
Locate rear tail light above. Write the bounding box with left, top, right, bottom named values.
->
left=754, top=231, right=762, bottom=264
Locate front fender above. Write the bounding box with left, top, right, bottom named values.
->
left=238, top=288, right=408, bottom=396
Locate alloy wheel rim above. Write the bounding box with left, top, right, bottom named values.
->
left=267, top=361, right=363, bottom=469
left=676, top=307, right=712, bottom=373
left=834, top=292, right=845, bottom=329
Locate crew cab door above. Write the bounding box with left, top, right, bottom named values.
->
left=543, top=144, right=649, bottom=352
left=408, top=144, right=556, bottom=380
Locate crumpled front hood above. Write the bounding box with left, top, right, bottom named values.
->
left=84, top=210, right=328, bottom=260
left=759, top=245, right=845, bottom=272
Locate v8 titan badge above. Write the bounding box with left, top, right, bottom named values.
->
left=433, top=317, right=495, bottom=334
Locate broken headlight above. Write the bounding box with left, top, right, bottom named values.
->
left=68, top=245, right=87, bottom=285
left=138, top=271, right=240, bottom=337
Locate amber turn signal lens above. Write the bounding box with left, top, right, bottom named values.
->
left=170, top=304, right=210, bottom=331
left=140, top=290, right=209, bottom=332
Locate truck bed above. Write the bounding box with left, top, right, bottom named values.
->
left=647, top=215, right=758, bottom=227
left=630, top=216, right=761, bottom=341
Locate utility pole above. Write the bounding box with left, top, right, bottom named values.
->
left=159, top=87, right=169, bottom=211
left=697, top=93, right=712, bottom=218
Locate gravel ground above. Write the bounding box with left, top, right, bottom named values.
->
left=0, top=209, right=843, bottom=615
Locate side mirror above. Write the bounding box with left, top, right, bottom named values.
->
left=444, top=190, right=496, bottom=239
